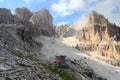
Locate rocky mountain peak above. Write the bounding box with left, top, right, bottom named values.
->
left=76, top=11, right=120, bottom=61
left=0, top=8, right=14, bottom=24
left=14, top=7, right=32, bottom=21
left=0, top=7, right=57, bottom=37
left=86, top=11, right=108, bottom=26
left=55, top=24, right=78, bottom=37
left=77, top=11, right=120, bottom=42
left=30, top=8, right=56, bottom=37
left=0, top=8, right=11, bottom=14
left=39, top=8, right=49, bottom=14
left=55, top=24, right=70, bottom=37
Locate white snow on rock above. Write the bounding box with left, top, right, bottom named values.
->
left=34, top=36, right=120, bottom=80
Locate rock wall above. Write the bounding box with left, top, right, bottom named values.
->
left=0, top=7, right=56, bottom=37
left=76, top=11, right=120, bottom=61
left=30, top=9, right=56, bottom=37
left=0, top=8, right=14, bottom=24
left=55, top=24, right=70, bottom=37
left=55, top=24, right=78, bottom=37
left=98, top=44, right=120, bottom=60
left=14, top=7, right=32, bottom=21
left=0, top=7, right=57, bottom=45
left=77, top=11, right=120, bottom=42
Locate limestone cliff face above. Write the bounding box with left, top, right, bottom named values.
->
left=16, top=20, right=33, bottom=42
left=55, top=24, right=70, bottom=37
left=76, top=11, right=120, bottom=61
left=77, top=11, right=120, bottom=42
left=98, top=43, right=120, bottom=60
left=86, top=11, right=108, bottom=26
left=55, top=24, right=78, bottom=37
left=30, top=9, right=56, bottom=37
left=0, top=8, right=14, bottom=24
left=14, top=7, right=32, bottom=21
left=0, top=7, right=58, bottom=44
left=13, top=8, right=57, bottom=37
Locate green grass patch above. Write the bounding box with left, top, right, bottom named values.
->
left=1, top=46, right=24, bottom=58
left=14, top=77, right=21, bottom=80
left=48, top=66, right=76, bottom=80
left=5, top=77, right=13, bottom=80
left=1, top=45, right=39, bottom=62
left=25, top=55, right=39, bottom=61
left=11, top=51, right=24, bottom=58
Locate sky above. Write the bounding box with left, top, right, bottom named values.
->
left=0, top=0, right=120, bottom=26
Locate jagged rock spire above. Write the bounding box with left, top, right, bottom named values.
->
left=0, top=8, right=14, bottom=24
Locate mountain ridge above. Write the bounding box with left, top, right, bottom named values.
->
left=0, top=7, right=120, bottom=80
left=55, top=11, right=120, bottom=65
left=72, top=11, right=120, bottom=62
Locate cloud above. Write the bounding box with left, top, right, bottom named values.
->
left=51, top=0, right=101, bottom=17
left=92, top=0, right=120, bottom=26
left=51, top=0, right=85, bottom=17
left=34, top=0, right=120, bottom=26
left=57, top=21, right=69, bottom=25
left=72, top=0, right=120, bottom=26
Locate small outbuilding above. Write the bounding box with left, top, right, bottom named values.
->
left=55, top=55, right=67, bottom=66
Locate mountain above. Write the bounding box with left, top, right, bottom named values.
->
left=55, top=24, right=78, bottom=37
left=0, top=7, right=120, bottom=80
left=30, top=9, right=57, bottom=37
left=55, top=24, right=70, bottom=37
left=0, top=24, right=55, bottom=80
left=14, top=8, right=57, bottom=37
left=0, top=8, right=14, bottom=24
left=0, top=7, right=102, bottom=80
left=72, top=11, right=120, bottom=64
left=0, top=8, right=59, bottom=80
left=41, top=36, right=120, bottom=80
left=14, top=7, right=32, bottom=21
left=77, top=11, right=120, bottom=42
